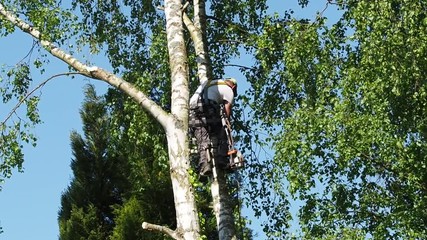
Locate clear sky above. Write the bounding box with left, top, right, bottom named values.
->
left=0, top=30, right=109, bottom=240
left=0, top=2, right=340, bottom=239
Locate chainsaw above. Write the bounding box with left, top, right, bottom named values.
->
left=220, top=105, right=244, bottom=169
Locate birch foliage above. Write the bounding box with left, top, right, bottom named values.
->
left=241, top=0, right=427, bottom=238
left=5, top=0, right=427, bottom=239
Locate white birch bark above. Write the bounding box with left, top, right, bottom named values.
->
left=163, top=0, right=201, bottom=239
left=191, top=0, right=212, bottom=84
left=0, top=2, right=201, bottom=239
left=184, top=1, right=238, bottom=239
left=211, top=170, right=238, bottom=240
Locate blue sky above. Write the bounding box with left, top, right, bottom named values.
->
left=0, top=30, right=107, bottom=240
left=0, top=2, right=340, bottom=239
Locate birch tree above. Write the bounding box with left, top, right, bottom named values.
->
left=0, top=0, right=267, bottom=239
left=0, top=0, right=202, bottom=239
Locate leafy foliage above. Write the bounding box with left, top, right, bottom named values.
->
left=0, top=63, right=39, bottom=183
left=239, top=0, right=427, bottom=238
left=59, top=204, right=108, bottom=240
left=110, top=197, right=145, bottom=240
left=0, top=0, right=77, bottom=42
left=6, top=0, right=427, bottom=238
left=59, top=85, right=177, bottom=239
left=0, top=0, right=77, bottom=185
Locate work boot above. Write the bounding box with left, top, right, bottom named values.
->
left=198, top=162, right=212, bottom=183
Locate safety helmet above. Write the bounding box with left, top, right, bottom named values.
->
left=225, top=77, right=237, bottom=86
left=224, top=77, right=237, bottom=96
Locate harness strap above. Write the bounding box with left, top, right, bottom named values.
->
left=207, top=80, right=234, bottom=89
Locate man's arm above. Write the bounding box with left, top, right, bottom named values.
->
left=224, top=101, right=232, bottom=118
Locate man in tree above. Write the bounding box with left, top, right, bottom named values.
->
left=189, top=77, right=239, bottom=179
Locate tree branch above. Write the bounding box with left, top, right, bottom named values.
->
left=182, top=1, right=212, bottom=84
left=0, top=3, right=171, bottom=129
left=224, top=63, right=258, bottom=71
left=1, top=72, right=81, bottom=125
left=142, top=222, right=181, bottom=239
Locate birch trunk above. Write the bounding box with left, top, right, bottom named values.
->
left=211, top=168, right=238, bottom=240
left=163, top=0, right=201, bottom=239
left=185, top=1, right=238, bottom=238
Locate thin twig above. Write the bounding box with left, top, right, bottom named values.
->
left=17, top=40, right=37, bottom=66
left=224, top=64, right=257, bottom=71
left=1, top=72, right=83, bottom=125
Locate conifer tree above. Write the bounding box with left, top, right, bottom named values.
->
left=59, top=85, right=132, bottom=239
left=59, top=85, right=177, bottom=239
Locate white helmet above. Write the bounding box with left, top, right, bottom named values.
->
left=225, top=77, right=237, bottom=86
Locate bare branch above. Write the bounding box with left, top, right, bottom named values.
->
left=182, top=1, right=212, bottom=85
left=142, top=222, right=181, bottom=239
left=317, top=1, right=331, bottom=20
left=225, top=64, right=257, bottom=71
left=182, top=1, right=189, bottom=11
left=1, top=72, right=81, bottom=125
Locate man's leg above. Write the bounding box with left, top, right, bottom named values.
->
left=207, top=122, right=230, bottom=170
left=194, top=125, right=212, bottom=176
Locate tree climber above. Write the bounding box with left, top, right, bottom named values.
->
left=189, top=77, right=239, bottom=179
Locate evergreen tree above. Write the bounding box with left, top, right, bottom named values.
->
left=59, top=85, right=177, bottom=239
left=105, top=87, right=177, bottom=239
left=59, top=85, right=132, bottom=239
